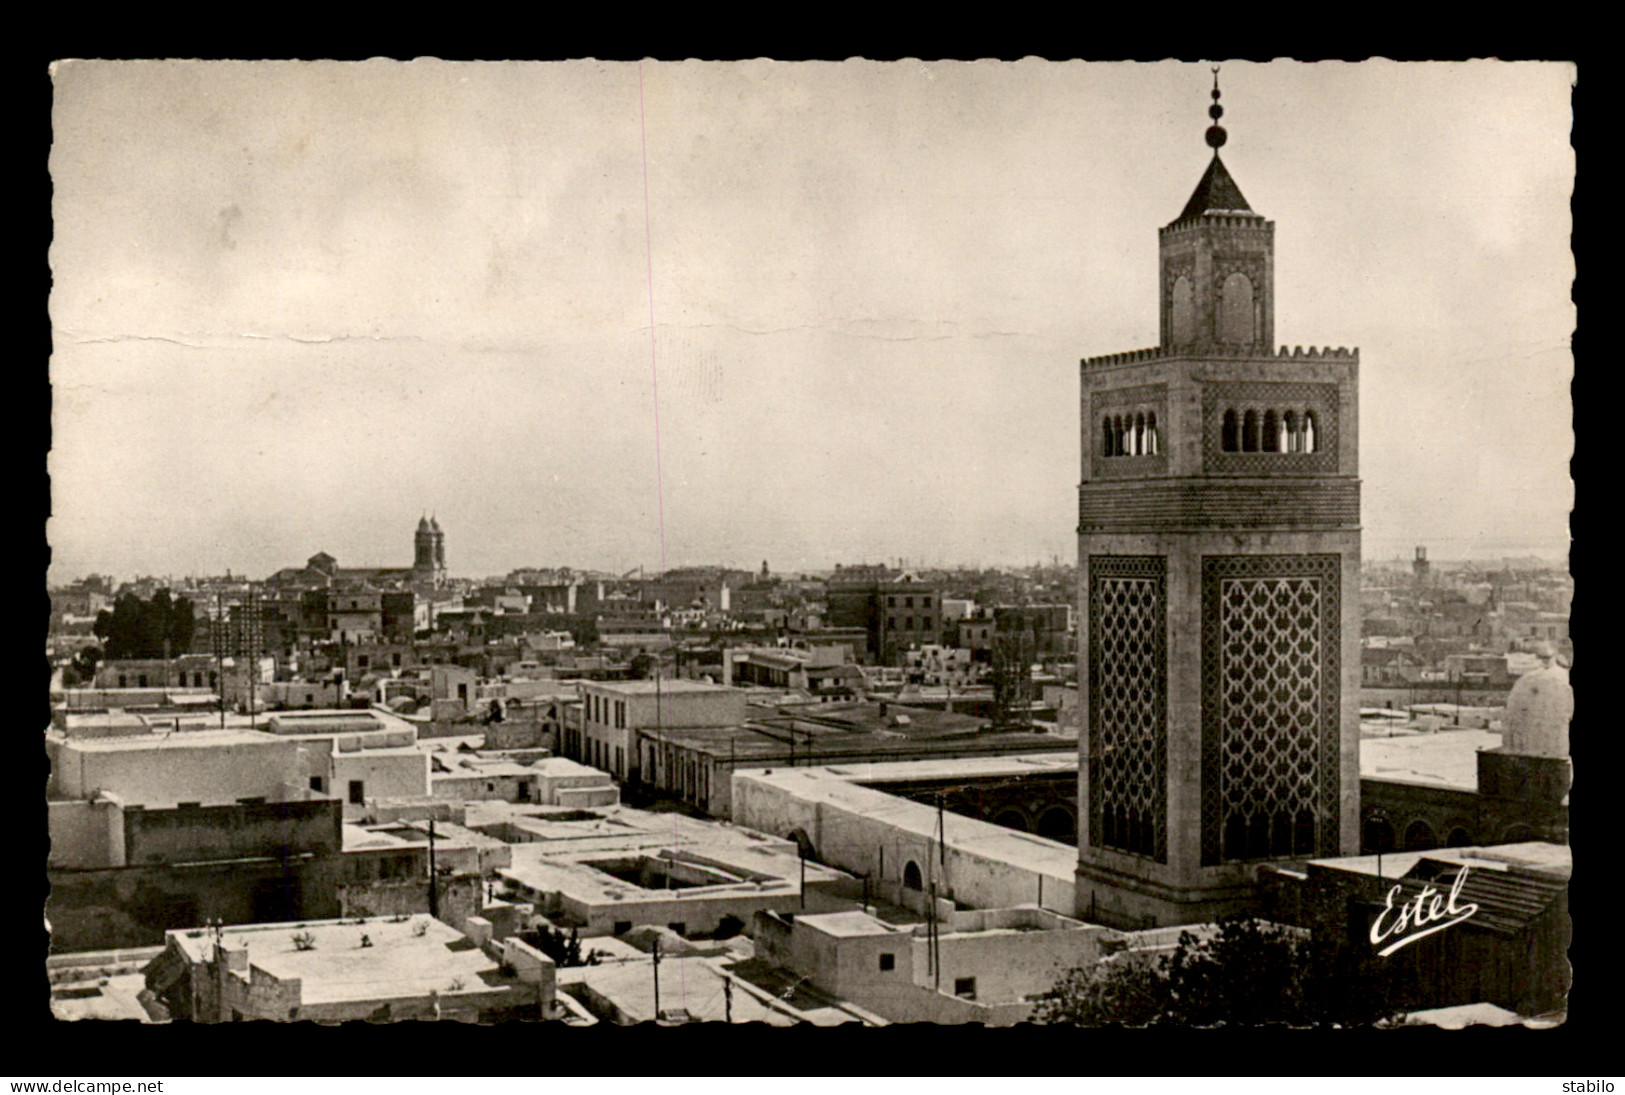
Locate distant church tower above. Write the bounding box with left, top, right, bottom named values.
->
left=1075, top=73, right=1362, bottom=928
left=414, top=515, right=447, bottom=588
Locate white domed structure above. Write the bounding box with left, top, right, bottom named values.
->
left=1502, top=660, right=1572, bottom=759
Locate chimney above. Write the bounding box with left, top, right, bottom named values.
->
left=217, top=941, right=249, bottom=973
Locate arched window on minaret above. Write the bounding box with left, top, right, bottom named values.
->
left=1294, top=809, right=1316, bottom=855
left=1102, top=416, right=1113, bottom=458
left=1272, top=810, right=1293, bottom=857
left=1146, top=412, right=1159, bottom=454
left=1116, top=416, right=1127, bottom=456
left=1219, top=272, right=1255, bottom=345
left=1283, top=411, right=1299, bottom=452
left=1303, top=410, right=1317, bottom=453
left=1171, top=276, right=1195, bottom=344
left=1221, top=410, right=1238, bottom=452
left=1262, top=410, right=1279, bottom=452
left=1247, top=812, right=1270, bottom=859
left=1242, top=409, right=1259, bottom=452
left=1133, top=413, right=1145, bottom=455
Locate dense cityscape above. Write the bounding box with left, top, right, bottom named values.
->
left=44, top=61, right=1572, bottom=1034
left=44, top=535, right=1572, bottom=1024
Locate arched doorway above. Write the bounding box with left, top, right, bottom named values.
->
left=991, top=808, right=1032, bottom=833
left=1403, top=820, right=1438, bottom=851
left=902, top=860, right=923, bottom=892
left=1445, top=825, right=1473, bottom=847
left=1036, top=806, right=1077, bottom=843
left=1362, top=815, right=1396, bottom=854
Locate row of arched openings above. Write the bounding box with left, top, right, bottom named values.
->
left=991, top=805, right=1078, bottom=842
left=1101, top=805, right=1156, bottom=857
left=1223, top=809, right=1317, bottom=861
left=1361, top=815, right=1483, bottom=853
left=1221, top=408, right=1318, bottom=453
left=1102, top=412, right=1160, bottom=457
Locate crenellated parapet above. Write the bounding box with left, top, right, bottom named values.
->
left=1083, top=344, right=1358, bottom=371
left=1159, top=211, right=1270, bottom=235
left=1082, top=347, right=1168, bottom=370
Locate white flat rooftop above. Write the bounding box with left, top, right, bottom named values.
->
left=172, top=914, right=506, bottom=1006
left=528, top=757, right=607, bottom=777
left=736, top=768, right=1077, bottom=883
left=800, top=753, right=1078, bottom=785
left=795, top=910, right=899, bottom=938
left=1359, top=728, right=1501, bottom=791
left=580, top=679, right=736, bottom=696
left=1309, top=841, right=1571, bottom=880
left=57, top=728, right=283, bottom=751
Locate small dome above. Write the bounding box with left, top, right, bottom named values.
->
left=1502, top=661, right=1572, bottom=759
left=430, top=517, right=442, bottom=532
left=417, top=516, right=432, bottom=533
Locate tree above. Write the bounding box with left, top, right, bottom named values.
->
left=90, top=592, right=198, bottom=660
left=62, top=645, right=103, bottom=687
left=1032, top=949, right=1170, bottom=1028
left=147, top=589, right=174, bottom=658
left=1033, top=915, right=1404, bottom=1028
left=170, top=596, right=195, bottom=652
left=74, top=645, right=102, bottom=679
left=520, top=924, right=588, bottom=968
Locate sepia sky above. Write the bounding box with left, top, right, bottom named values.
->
left=48, top=59, right=1574, bottom=582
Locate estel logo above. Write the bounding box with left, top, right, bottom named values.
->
left=1369, top=865, right=1479, bottom=957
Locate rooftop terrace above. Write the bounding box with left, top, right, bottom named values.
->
left=169, top=914, right=508, bottom=1006
left=1359, top=727, right=1501, bottom=792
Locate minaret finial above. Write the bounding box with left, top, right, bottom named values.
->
left=1206, top=65, right=1227, bottom=152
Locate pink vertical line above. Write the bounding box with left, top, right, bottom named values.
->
left=637, top=59, right=684, bottom=1011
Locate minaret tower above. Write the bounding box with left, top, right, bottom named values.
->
left=430, top=515, right=446, bottom=586
left=1075, top=71, right=1362, bottom=928
left=413, top=514, right=436, bottom=584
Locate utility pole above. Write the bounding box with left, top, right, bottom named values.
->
left=652, top=936, right=661, bottom=1019
left=928, top=880, right=940, bottom=991
left=215, top=591, right=226, bottom=729
left=937, top=791, right=947, bottom=867
left=246, top=586, right=259, bottom=731
left=722, top=975, right=733, bottom=1023
left=428, top=817, right=439, bottom=919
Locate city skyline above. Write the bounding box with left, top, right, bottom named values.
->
left=48, top=60, right=1575, bottom=583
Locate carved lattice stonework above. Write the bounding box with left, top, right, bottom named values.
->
left=1089, top=555, right=1167, bottom=862
left=1200, top=554, right=1341, bottom=866
left=1202, top=381, right=1340, bottom=475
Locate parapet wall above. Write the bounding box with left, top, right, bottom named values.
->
left=1083, top=345, right=1358, bottom=371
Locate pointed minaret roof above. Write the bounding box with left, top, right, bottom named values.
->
left=418, top=515, right=432, bottom=533
left=1171, top=66, right=1256, bottom=224
left=1176, top=154, right=1254, bottom=221
left=430, top=515, right=441, bottom=533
